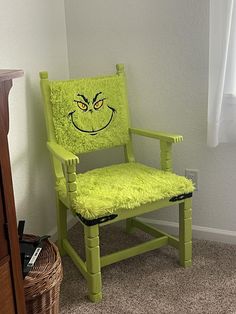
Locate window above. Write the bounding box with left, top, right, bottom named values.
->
left=208, top=0, right=236, bottom=146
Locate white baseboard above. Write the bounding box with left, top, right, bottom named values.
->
left=138, top=217, right=236, bottom=244
left=48, top=215, right=236, bottom=245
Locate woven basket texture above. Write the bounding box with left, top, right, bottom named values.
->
left=23, top=236, right=63, bottom=314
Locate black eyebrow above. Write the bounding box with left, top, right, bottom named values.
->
left=77, top=93, right=89, bottom=104
left=93, top=92, right=103, bottom=104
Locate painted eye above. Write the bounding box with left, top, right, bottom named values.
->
left=93, top=99, right=104, bottom=110
left=75, top=101, right=88, bottom=112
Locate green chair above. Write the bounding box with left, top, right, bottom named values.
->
left=39, top=64, right=194, bottom=302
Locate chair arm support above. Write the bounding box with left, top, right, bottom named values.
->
left=129, top=128, right=183, bottom=172
left=129, top=128, right=183, bottom=143
left=47, top=142, right=78, bottom=207
left=47, top=142, right=79, bottom=166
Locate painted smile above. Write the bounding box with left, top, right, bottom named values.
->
left=69, top=106, right=116, bottom=135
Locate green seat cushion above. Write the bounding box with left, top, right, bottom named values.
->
left=57, top=162, right=194, bottom=219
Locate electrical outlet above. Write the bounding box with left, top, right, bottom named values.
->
left=185, top=169, right=199, bottom=191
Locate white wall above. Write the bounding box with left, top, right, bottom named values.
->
left=64, top=0, right=236, bottom=238
left=0, top=1, right=69, bottom=235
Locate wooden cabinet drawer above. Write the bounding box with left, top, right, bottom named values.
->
left=0, top=258, right=15, bottom=314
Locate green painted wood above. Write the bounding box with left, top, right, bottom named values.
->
left=179, top=199, right=192, bottom=267
left=116, top=63, right=125, bottom=74
left=84, top=226, right=100, bottom=274
left=67, top=191, right=77, bottom=206
left=89, top=292, right=102, bottom=303
left=87, top=272, right=102, bottom=294
left=68, top=182, right=77, bottom=192
left=130, top=127, right=183, bottom=143
left=87, top=273, right=102, bottom=302
left=184, top=198, right=192, bottom=210
left=47, top=142, right=79, bottom=206
left=66, top=164, right=76, bottom=174
left=62, top=239, right=87, bottom=279
left=86, top=237, right=99, bottom=248
left=182, top=241, right=192, bottom=261
left=84, top=225, right=102, bottom=302
left=129, top=127, right=183, bottom=173
left=100, top=197, right=185, bottom=226
left=56, top=197, right=68, bottom=256
left=101, top=236, right=168, bottom=267
left=67, top=172, right=77, bottom=182
left=47, top=141, right=78, bottom=183
left=160, top=141, right=173, bottom=172
left=184, top=208, right=192, bottom=219
left=84, top=225, right=99, bottom=238
left=132, top=218, right=179, bottom=249
left=39, top=71, right=55, bottom=142
left=47, top=142, right=79, bottom=165
left=126, top=218, right=134, bottom=234
left=40, top=72, right=65, bottom=181
left=124, top=139, right=135, bottom=163
left=183, top=218, right=192, bottom=242
left=182, top=260, right=192, bottom=267
left=85, top=246, right=100, bottom=274
left=119, top=65, right=135, bottom=164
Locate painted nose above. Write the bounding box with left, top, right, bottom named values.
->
left=89, top=109, right=93, bottom=113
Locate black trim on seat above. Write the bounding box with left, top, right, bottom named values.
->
left=169, top=192, right=193, bottom=202
left=77, top=213, right=118, bottom=226
left=77, top=193, right=193, bottom=225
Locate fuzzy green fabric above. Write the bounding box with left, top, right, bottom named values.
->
left=50, top=75, right=129, bottom=154
left=56, top=162, right=194, bottom=219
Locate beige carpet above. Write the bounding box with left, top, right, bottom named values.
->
left=60, top=222, right=236, bottom=314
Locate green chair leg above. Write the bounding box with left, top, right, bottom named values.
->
left=126, top=218, right=134, bottom=234
left=56, top=196, right=68, bottom=256
left=179, top=198, right=192, bottom=267
left=84, top=225, right=102, bottom=302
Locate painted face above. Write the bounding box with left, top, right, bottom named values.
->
left=68, top=92, right=116, bottom=136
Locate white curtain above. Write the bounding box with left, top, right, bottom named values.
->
left=208, top=0, right=236, bottom=147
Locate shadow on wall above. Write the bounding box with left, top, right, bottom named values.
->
left=16, top=74, right=56, bottom=235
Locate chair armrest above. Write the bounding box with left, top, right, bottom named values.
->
left=129, top=128, right=183, bottom=172
left=129, top=128, right=183, bottom=143
left=47, top=142, right=78, bottom=207
left=47, top=142, right=79, bottom=166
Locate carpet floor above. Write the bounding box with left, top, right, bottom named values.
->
left=60, top=222, right=236, bottom=314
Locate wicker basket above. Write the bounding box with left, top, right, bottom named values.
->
left=23, top=235, right=63, bottom=314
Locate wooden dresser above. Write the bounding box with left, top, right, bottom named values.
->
left=0, top=70, right=26, bottom=313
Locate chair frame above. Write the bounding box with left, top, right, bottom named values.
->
left=40, top=65, right=192, bottom=302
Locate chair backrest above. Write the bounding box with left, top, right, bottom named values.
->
left=40, top=64, right=130, bottom=154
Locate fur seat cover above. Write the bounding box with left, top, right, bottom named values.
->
left=57, top=162, right=194, bottom=219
